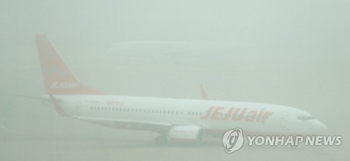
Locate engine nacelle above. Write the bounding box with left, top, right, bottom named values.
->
left=168, top=125, right=205, bottom=143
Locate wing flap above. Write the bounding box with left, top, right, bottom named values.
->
left=76, top=116, right=173, bottom=131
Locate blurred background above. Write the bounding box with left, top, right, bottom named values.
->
left=0, top=1, right=349, bottom=160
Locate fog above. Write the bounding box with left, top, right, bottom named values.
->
left=0, top=1, right=349, bottom=161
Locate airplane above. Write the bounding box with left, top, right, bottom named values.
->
left=32, top=35, right=327, bottom=145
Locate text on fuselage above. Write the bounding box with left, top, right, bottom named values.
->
left=201, top=106, right=273, bottom=123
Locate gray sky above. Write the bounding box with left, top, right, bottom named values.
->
left=0, top=1, right=349, bottom=93
left=1, top=0, right=349, bottom=113
left=1, top=1, right=349, bottom=46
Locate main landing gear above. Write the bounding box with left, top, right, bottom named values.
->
left=155, top=136, right=168, bottom=145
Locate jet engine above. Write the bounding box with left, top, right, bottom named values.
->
left=168, top=125, right=205, bottom=143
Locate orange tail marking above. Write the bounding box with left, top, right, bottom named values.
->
left=36, top=35, right=103, bottom=95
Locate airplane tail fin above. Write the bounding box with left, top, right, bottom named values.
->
left=35, top=35, right=103, bottom=95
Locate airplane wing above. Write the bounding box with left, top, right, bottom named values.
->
left=76, top=116, right=174, bottom=132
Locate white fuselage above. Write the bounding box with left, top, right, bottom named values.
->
left=55, top=95, right=327, bottom=137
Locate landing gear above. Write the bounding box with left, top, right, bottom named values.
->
left=155, top=136, right=168, bottom=145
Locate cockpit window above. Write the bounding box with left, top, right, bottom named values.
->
left=297, top=115, right=314, bottom=121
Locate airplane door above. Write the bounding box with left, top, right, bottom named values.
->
left=280, top=112, right=288, bottom=129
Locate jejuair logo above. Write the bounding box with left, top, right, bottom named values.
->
left=222, top=128, right=244, bottom=153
